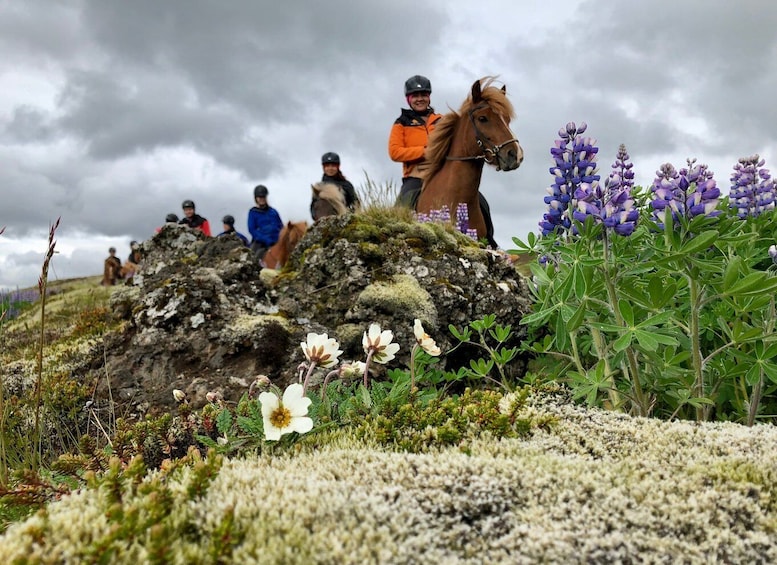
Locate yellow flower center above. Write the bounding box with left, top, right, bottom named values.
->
left=270, top=405, right=292, bottom=429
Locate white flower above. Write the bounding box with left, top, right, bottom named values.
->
left=258, top=383, right=313, bottom=441
left=254, top=374, right=271, bottom=387
left=413, top=319, right=441, bottom=356
left=172, top=389, right=186, bottom=403
left=300, top=333, right=343, bottom=369
left=362, top=323, right=400, bottom=364
left=340, top=361, right=367, bottom=379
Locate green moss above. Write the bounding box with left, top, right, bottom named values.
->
left=357, top=387, right=555, bottom=453
left=355, top=274, right=437, bottom=323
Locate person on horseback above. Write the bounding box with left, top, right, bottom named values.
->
left=100, top=247, right=123, bottom=286
left=247, top=184, right=283, bottom=261
left=155, top=213, right=179, bottom=233
left=218, top=214, right=249, bottom=246
left=179, top=200, right=212, bottom=236
left=389, top=75, right=499, bottom=247
left=310, top=152, right=360, bottom=219
left=388, top=75, right=442, bottom=208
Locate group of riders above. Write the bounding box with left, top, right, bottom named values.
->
left=101, top=74, right=496, bottom=286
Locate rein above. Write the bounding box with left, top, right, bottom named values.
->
left=446, top=103, right=518, bottom=171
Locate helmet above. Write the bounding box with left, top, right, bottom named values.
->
left=321, top=152, right=340, bottom=165
left=404, top=75, right=432, bottom=96
left=254, top=184, right=269, bottom=198
left=222, top=214, right=235, bottom=226
left=165, top=213, right=179, bottom=223
left=181, top=199, right=195, bottom=209
left=109, top=247, right=116, bottom=253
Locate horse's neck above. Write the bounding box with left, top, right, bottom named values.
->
left=428, top=160, right=484, bottom=202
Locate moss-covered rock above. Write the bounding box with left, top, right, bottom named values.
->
left=1, top=391, right=776, bottom=563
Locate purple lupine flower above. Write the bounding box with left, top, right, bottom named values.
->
left=729, top=154, right=775, bottom=218
left=601, top=144, right=639, bottom=236
left=455, top=203, right=469, bottom=234
left=650, top=159, right=719, bottom=226
left=540, top=121, right=600, bottom=235
left=416, top=205, right=477, bottom=241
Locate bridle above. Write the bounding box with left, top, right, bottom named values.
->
left=446, top=103, right=518, bottom=171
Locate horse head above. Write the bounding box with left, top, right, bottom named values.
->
left=263, top=220, right=308, bottom=269
left=311, top=182, right=348, bottom=221
left=465, top=78, right=524, bottom=172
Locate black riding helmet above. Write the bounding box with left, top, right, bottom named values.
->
left=321, top=152, right=340, bottom=165
left=182, top=199, right=195, bottom=209
left=404, top=75, right=432, bottom=96
left=254, top=185, right=269, bottom=198
left=222, top=214, right=235, bottom=226
left=165, top=213, right=179, bottom=223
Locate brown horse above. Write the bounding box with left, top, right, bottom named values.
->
left=311, top=182, right=348, bottom=221
left=263, top=221, right=308, bottom=269
left=417, top=76, right=524, bottom=240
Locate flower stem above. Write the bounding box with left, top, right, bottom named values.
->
left=688, top=274, right=705, bottom=421
left=602, top=231, right=646, bottom=415
left=363, top=351, right=374, bottom=388
left=301, top=361, right=318, bottom=395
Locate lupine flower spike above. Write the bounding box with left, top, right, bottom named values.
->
left=540, top=122, right=599, bottom=236
left=650, top=159, right=720, bottom=227
left=602, top=144, right=639, bottom=236
left=416, top=204, right=478, bottom=241
left=729, top=154, right=775, bottom=218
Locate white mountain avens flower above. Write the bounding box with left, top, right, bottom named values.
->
left=258, top=383, right=313, bottom=441
left=300, top=332, right=343, bottom=369
left=362, top=323, right=400, bottom=364
left=413, top=319, right=441, bottom=356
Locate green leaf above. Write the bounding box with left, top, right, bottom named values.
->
left=618, top=300, right=635, bottom=327
left=567, top=302, right=587, bottom=332
left=679, top=231, right=718, bottom=255
left=216, top=408, right=233, bottom=435
left=745, top=364, right=762, bottom=387
left=649, top=332, right=680, bottom=347
left=520, top=304, right=559, bottom=326
left=573, top=263, right=587, bottom=299
left=448, top=324, right=471, bottom=342
left=613, top=332, right=633, bottom=352
left=555, top=309, right=568, bottom=350
left=489, top=324, right=512, bottom=343
left=358, top=384, right=372, bottom=408
left=634, top=330, right=659, bottom=352
left=725, top=272, right=777, bottom=296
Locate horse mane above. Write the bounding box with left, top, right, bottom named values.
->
left=423, top=76, right=516, bottom=183
left=311, top=182, right=348, bottom=216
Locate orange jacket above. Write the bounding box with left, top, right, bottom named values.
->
left=388, top=109, right=443, bottom=178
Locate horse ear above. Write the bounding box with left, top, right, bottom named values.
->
left=471, top=79, right=482, bottom=103
left=501, top=84, right=506, bottom=93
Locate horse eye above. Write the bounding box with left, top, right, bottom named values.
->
left=477, top=115, right=488, bottom=123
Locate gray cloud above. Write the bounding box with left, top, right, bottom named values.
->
left=2, top=0, right=777, bottom=289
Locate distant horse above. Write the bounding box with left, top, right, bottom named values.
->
left=311, top=182, right=348, bottom=221
left=417, top=76, right=524, bottom=242
left=263, top=221, right=308, bottom=269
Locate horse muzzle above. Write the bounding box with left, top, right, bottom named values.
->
left=493, top=140, right=524, bottom=171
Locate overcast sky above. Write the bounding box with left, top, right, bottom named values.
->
left=2, top=0, right=776, bottom=290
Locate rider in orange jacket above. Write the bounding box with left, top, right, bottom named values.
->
left=388, top=75, right=442, bottom=208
